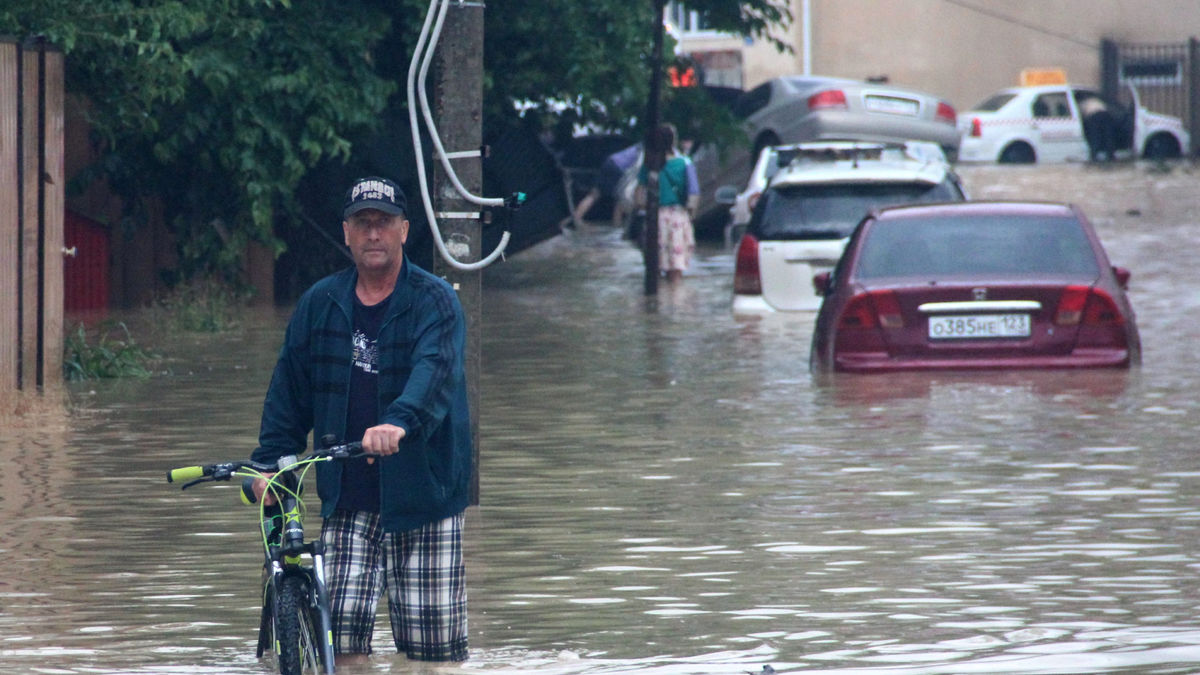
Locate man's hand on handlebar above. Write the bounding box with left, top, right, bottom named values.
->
left=361, top=424, right=406, bottom=464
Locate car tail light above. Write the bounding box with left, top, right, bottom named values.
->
left=970, top=118, right=982, bottom=137
left=1054, top=286, right=1089, bottom=325
left=834, top=290, right=902, bottom=357
left=733, top=234, right=761, bottom=295
left=1055, top=285, right=1128, bottom=349
left=935, top=101, right=957, bottom=125
left=1084, top=291, right=1124, bottom=325
left=838, top=290, right=903, bottom=330
left=808, top=89, right=848, bottom=111
left=1055, top=286, right=1126, bottom=326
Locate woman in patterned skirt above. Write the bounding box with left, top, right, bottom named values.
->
left=637, top=123, right=699, bottom=282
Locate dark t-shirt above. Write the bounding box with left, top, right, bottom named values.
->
left=337, top=294, right=390, bottom=512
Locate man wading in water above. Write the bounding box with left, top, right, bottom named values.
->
left=254, top=176, right=472, bottom=664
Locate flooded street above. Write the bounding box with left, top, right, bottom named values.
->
left=3, top=163, right=1200, bottom=674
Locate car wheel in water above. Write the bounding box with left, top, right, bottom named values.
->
left=1143, top=134, right=1180, bottom=160
left=999, top=143, right=1036, bottom=164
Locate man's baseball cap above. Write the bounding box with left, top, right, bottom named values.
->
left=343, top=176, right=407, bottom=219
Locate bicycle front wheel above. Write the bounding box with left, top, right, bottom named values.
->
left=273, top=574, right=322, bottom=675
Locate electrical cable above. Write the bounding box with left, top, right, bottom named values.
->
left=407, top=0, right=512, bottom=271
left=939, top=0, right=1097, bottom=50
left=418, top=0, right=503, bottom=208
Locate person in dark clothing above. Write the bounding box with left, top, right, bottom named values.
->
left=1079, top=95, right=1116, bottom=162
left=563, top=143, right=641, bottom=228
left=253, top=176, right=471, bottom=664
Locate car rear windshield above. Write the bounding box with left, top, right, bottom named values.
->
left=750, top=181, right=963, bottom=240
left=972, top=93, right=1017, bottom=112
left=855, top=214, right=1101, bottom=279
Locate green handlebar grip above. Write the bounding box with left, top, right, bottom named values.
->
left=240, top=477, right=258, bottom=505
left=167, top=466, right=205, bottom=483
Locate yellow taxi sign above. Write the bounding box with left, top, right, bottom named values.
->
left=1020, top=68, right=1068, bottom=86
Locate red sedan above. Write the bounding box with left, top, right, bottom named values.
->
left=810, top=201, right=1141, bottom=373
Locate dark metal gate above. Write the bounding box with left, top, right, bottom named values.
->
left=1102, top=38, right=1200, bottom=156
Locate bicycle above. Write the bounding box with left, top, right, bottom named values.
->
left=167, top=436, right=364, bottom=675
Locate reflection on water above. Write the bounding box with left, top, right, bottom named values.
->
left=3, top=165, right=1200, bottom=673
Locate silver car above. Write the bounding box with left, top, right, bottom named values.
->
left=734, top=76, right=961, bottom=160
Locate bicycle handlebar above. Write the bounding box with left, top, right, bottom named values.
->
left=166, top=465, right=207, bottom=483
left=165, top=441, right=364, bottom=490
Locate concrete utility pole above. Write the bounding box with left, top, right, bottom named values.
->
left=431, top=0, right=484, bottom=505
left=643, top=0, right=667, bottom=296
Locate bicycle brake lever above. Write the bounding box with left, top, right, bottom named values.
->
left=326, top=442, right=364, bottom=460
left=180, top=478, right=208, bottom=490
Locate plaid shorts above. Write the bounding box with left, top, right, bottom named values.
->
left=321, top=510, right=468, bottom=662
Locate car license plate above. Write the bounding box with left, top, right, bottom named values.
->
left=865, top=95, right=919, bottom=116
left=928, top=314, right=1030, bottom=339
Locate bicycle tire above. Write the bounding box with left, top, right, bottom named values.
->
left=274, top=574, right=322, bottom=675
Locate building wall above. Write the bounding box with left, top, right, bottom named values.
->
left=679, top=1, right=1200, bottom=113
left=808, top=0, right=1200, bottom=111
left=673, top=0, right=803, bottom=89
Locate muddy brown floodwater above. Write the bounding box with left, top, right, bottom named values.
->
left=1, top=161, right=1199, bottom=674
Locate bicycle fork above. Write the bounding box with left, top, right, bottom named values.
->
left=310, top=542, right=337, bottom=674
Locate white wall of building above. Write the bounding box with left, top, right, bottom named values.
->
left=673, top=1, right=1200, bottom=111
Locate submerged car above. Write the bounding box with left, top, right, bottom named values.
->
left=734, top=76, right=961, bottom=160
left=958, top=83, right=1189, bottom=163
left=729, top=141, right=966, bottom=313
left=810, top=201, right=1141, bottom=372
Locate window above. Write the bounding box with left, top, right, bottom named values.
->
left=973, top=93, right=1016, bottom=112
left=751, top=182, right=964, bottom=241
left=1032, top=93, right=1070, bottom=119
left=666, top=2, right=717, bottom=34
left=856, top=215, right=1098, bottom=278
left=1121, top=60, right=1183, bottom=86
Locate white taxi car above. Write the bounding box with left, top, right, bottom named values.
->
left=728, top=141, right=966, bottom=314
left=958, top=83, right=1189, bottom=163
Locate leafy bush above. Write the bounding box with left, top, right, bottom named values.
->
left=154, top=278, right=244, bottom=333
left=63, top=322, right=156, bottom=380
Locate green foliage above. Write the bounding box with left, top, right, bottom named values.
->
left=1, top=0, right=400, bottom=282
left=63, top=322, right=156, bottom=380
left=482, top=2, right=653, bottom=131
left=153, top=278, right=245, bottom=333
left=1, top=0, right=789, bottom=283
left=661, top=84, right=749, bottom=158
left=483, top=0, right=792, bottom=141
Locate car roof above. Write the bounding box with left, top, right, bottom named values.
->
left=775, top=75, right=942, bottom=98
left=872, top=200, right=1079, bottom=220
left=766, top=141, right=954, bottom=187
left=983, top=84, right=1096, bottom=98
left=775, top=75, right=855, bottom=89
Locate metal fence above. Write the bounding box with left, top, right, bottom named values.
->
left=1102, top=38, right=1200, bottom=155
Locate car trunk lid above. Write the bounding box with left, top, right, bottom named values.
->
left=758, top=239, right=847, bottom=311
left=874, top=282, right=1089, bottom=359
